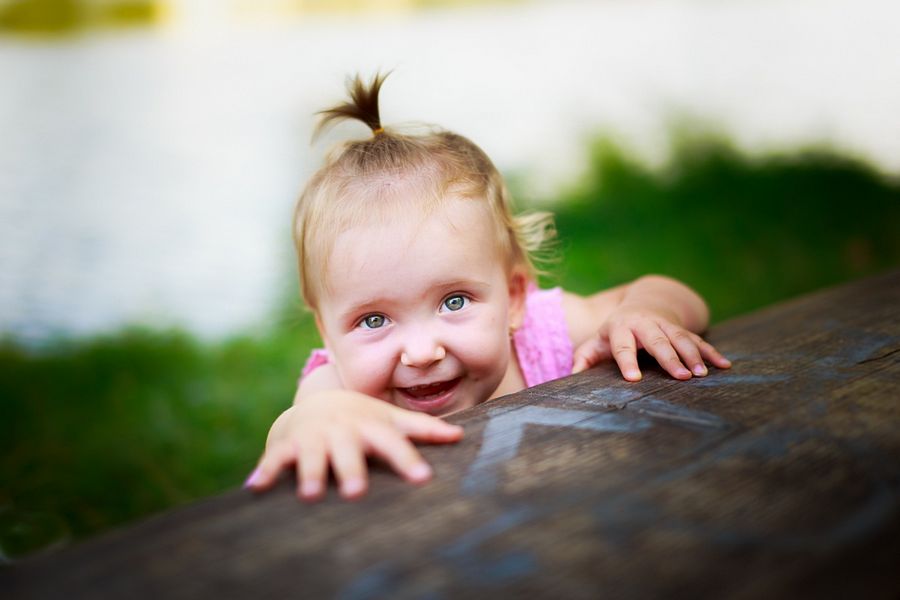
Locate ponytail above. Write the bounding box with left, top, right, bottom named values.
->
left=314, top=72, right=389, bottom=139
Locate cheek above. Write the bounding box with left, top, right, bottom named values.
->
left=452, top=315, right=511, bottom=375
left=332, top=342, right=395, bottom=395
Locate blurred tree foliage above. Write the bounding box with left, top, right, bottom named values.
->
left=0, top=0, right=521, bottom=32
left=0, top=0, right=158, bottom=34
left=1, top=133, right=898, bottom=559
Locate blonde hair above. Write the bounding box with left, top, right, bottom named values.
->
left=294, top=73, right=556, bottom=310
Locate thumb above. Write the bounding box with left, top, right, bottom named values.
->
left=572, top=336, right=611, bottom=374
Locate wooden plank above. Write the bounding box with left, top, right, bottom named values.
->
left=5, top=269, right=900, bottom=599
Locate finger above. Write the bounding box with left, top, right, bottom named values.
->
left=660, top=321, right=707, bottom=376
left=391, top=410, right=464, bottom=443
left=695, top=336, right=732, bottom=369
left=327, top=428, right=368, bottom=500
left=245, top=442, right=296, bottom=491
left=296, top=433, right=327, bottom=501
left=633, top=321, right=692, bottom=380
left=608, top=326, right=642, bottom=381
left=361, top=422, right=433, bottom=484
left=572, top=336, right=611, bottom=374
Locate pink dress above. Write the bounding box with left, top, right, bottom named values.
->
left=301, top=287, right=574, bottom=387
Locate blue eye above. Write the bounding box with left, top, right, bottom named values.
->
left=442, top=295, right=468, bottom=312
left=360, top=314, right=386, bottom=329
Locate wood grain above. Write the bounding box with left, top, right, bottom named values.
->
left=5, top=269, right=900, bottom=599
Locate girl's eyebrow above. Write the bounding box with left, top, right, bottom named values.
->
left=435, top=279, right=492, bottom=293
left=338, top=298, right=387, bottom=321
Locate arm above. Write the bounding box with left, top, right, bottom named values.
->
left=246, top=363, right=463, bottom=501
left=564, top=275, right=731, bottom=381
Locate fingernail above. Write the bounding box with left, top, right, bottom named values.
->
left=408, top=462, right=432, bottom=482
left=693, top=364, right=708, bottom=376
left=626, top=369, right=642, bottom=381
left=243, top=467, right=261, bottom=489
left=342, top=478, right=365, bottom=497
left=676, top=368, right=691, bottom=378
left=722, top=358, right=733, bottom=367
left=301, top=480, right=321, bottom=498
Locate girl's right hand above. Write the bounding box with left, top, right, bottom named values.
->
left=244, top=390, right=464, bottom=501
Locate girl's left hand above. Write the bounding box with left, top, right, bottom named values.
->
left=571, top=306, right=731, bottom=382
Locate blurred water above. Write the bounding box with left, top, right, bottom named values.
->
left=1, top=0, right=897, bottom=343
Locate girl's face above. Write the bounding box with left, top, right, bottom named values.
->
left=315, top=197, right=527, bottom=415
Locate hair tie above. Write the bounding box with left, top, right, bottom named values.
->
left=373, top=127, right=385, bottom=136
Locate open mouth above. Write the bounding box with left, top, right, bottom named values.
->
left=397, top=377, right=462, bottom=412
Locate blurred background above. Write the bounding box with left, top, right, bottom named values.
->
left=1, top=0, right=899, bottom=561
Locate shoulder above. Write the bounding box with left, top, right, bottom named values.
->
left=561, top=283, right=628, bottom=347
left=298, top=351, right=344, bottom=399
left=297, top=362, right=343, bottom=398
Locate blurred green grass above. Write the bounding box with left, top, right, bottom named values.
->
left=1, top=133, right=899, bottom=559
left=0, top=316, right=321, bottom=560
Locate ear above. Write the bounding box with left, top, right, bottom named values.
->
left=507, top=268, right=529, bottom=331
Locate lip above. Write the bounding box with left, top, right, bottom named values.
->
left=396, top=377, right=462, bottom=415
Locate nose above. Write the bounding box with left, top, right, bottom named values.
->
left=399, top=327, right=446, bottom=368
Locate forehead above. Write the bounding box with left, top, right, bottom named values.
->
left=322, top=198, right=504, bottom=306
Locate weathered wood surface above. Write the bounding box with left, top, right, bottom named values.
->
left=5, top=270, right=900, bottom=599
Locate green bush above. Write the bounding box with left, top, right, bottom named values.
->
left=547, top=134, right=900, bottom=321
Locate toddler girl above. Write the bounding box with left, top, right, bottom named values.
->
left=246, top=73, right=730, bottom=501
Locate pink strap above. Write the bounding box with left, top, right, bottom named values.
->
left=301, top=349, right=331, bottom=378
left=512, top=286, right=574, bottom=387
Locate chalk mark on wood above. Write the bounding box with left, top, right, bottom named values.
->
left=582, top=386, right=733, bottom=429
left=627, top=397, right=729, bottom=429
left=437, top=504, right=541, bottom=583
left=461, top=406, right=651, bottom=495
left=338, top=506, right=542, bottom=598
left=686, top=374, right=791, bottom=387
